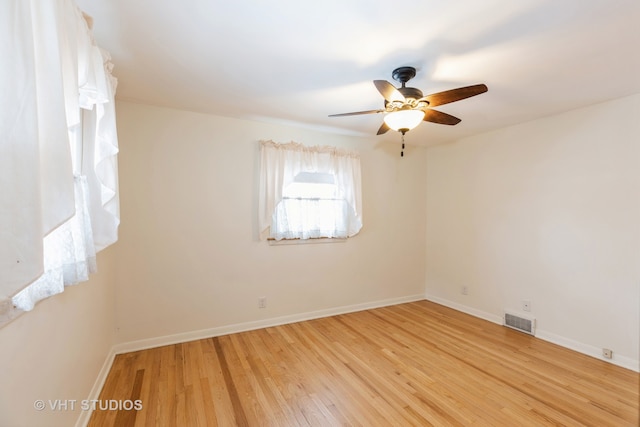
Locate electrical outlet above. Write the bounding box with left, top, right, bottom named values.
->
left=461, top=286, right=468, bottom=295
left=602, top=348, right=613, bottom=359
left=522, top=300, right=531, bottom=312
left=258, top=297, right=267, bottom=309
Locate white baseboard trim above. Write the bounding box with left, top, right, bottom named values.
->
left=535, top=330, right=639, bottom=372
left=424, top=294, right=503, bottom=325
left=424, top=294, right=640, bottom=373
left=112, top=294, right=426, bottom=355
left=75, top=347, right=117, bottom=427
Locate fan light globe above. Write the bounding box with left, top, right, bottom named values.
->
left=383, top=109, right=425, bottom=132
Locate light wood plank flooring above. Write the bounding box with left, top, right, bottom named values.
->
left=89, top=300, right=639, bottom=426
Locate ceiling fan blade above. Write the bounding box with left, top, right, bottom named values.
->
left=329, top=109, right=383, bottom=117
left=423, top=109, right=462, bottom=125
left=373, top=80, right=405, bottom=103
left=376, top=122, right=390, bottom=135
left=423, top=84, right=488, bottom=107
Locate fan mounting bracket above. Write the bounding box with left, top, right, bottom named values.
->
left=392, top=66, right=417, bottom=85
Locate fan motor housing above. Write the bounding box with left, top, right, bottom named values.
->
left=398, top=87, right=423, bottom=100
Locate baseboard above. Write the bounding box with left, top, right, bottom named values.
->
left=424, top=294, right=640, bottom=373
left=75, top=347, right=117, bottom=427
left=112, top=294, right=426, bottom=355
left=424, top=294, right=503, bottom=325
left=535, top=330, right=639, bottom=372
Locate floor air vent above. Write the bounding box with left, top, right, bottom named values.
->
left=504, top=311, right=536, bottom=335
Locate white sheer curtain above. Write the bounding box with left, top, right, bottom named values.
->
left=0, top=0, right=119, bottom=325
left=12, top=176, right=97, bottom=312
left=258, top=140, right=362, bottom=240
left=272, top=198, right=358, bottom=240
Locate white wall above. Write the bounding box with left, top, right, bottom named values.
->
left=0, top=248, right=116, bottom=427
left=112, top=101, right=427, bottom=344
left=425, top=94, right=640, bottom=370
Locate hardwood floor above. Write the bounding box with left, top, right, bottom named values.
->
left=88, top=301, right=639, bottom=426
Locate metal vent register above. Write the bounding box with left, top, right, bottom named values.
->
left=504, top=311, right=536, bottom=335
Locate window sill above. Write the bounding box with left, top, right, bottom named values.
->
left=267, top=237, right=348, bottom=246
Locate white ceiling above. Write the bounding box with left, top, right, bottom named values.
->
left=76, top=0, right=640, bottom=146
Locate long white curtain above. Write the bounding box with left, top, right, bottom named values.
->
left=0, top=0, right=119, bottom=325
left=12, top=176, right=97, bottom=312
left=258, top=140, right=362, bottom=240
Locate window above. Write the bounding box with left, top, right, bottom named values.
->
left=258, top=140, right=362, bottom=241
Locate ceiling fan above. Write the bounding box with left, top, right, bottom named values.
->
left=329, top=66, right=488, bottom=137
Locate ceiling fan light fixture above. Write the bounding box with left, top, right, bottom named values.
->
left=383, top=109, right=425, bottom=133
left=328, top=66, right=487, bottom=137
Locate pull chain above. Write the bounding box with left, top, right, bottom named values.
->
left=401, top=133, right=405, bottom=157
